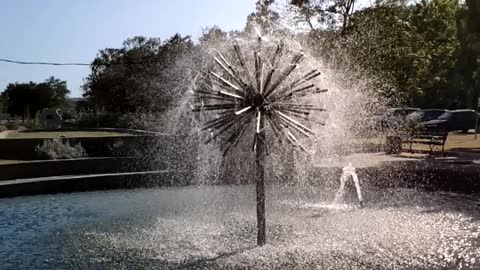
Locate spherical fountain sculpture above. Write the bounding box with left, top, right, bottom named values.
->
left=192, top=36, right=327, bottom=246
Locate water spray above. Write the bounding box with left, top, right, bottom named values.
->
left=192, top=36, right=327, bottom=246
left=334, top=163, right=364, bottom=208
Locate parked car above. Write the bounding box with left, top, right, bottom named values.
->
left=379, top=107, right=420, bottom=130
left=423, top=109, right=480, bottom=132
left=406, top=109, right=448, bottom=123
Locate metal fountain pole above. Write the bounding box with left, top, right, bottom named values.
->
left=255, top=112, right=266, bottom=246
left=255, top=35, right=266, bottom=246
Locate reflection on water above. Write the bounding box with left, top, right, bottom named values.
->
left=0, top=186, right=479, bottom=269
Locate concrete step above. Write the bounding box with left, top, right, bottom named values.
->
left=0, top=170, right=172, bottom=198
left=0, top=157, right=167, bottom=181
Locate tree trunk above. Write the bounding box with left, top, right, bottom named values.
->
left=255, top=121, right=266, bottom=246
left=471, top=82, right=479, bottom=110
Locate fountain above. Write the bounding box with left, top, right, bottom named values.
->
left=191, top=35, right=327, bottom=246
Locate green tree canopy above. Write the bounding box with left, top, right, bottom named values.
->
left=457, top=0, right=480, bottom=109
left=290, top=0, right=358, bottom=32
left=1, top=76, right=70, bottom=119
left=285, top=0, right=480, bottom=109
left=246, top=0, right=280, bottom=33
left=83, top=34, right=194, bottom=113
left=304, top=0, right=461, bottom=108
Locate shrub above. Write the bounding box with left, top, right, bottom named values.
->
left=35, top=138, right=88, bottom=160
left=62, top=111, right=74, bottom=120
left=24, top=119, right=41, bottom=129
left=73, top=111, right=158, bottom=130
left=116, top=113, right=157, bottom=130
left=73, top=112, right=119, bottom=128
left=5, top=121, right=19, bottom=130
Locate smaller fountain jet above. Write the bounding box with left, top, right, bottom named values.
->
left=334, top=163, right=364, bottom=208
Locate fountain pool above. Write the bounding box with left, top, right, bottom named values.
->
left=1, top=185, right=479, bottom=269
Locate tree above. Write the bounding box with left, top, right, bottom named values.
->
left=289, top=0, right=358, bottom=32
left=457, top=0, right=480, bottom=109
left=83, top=34, right=194, bottom=113
left=199, top=26, right=229, bottom=44
left=1, top=76, right=70, bottom=119
left=409, top=0, right=460, bottom=108
left=342, top=5, right=423, bottom=104
left=246, top=0, right=280, bottom=33
left=288, top=0, right=470, bottom=108
left=373, top=0, right=411, bottom=7
left=321, top=0, right=461, bottom=108
left=0, top=95, right=4, bottom=113
left=40, top=77, right=70, bottom=110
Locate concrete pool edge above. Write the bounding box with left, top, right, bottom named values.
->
left=1, top=158, right=480, bottom=198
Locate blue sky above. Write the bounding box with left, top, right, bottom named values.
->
left=0, top=0, right=258, bottom=97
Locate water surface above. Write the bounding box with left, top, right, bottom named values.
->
left=1, top=185, right=479, bottom=269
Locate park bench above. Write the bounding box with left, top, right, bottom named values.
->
left=404, top=127, right=448, bottom=154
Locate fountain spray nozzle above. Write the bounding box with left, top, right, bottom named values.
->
left=334, top=163, right=364, bottom=208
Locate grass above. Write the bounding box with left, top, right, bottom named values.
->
left=434, top=133, right=479, bottom=152
left=5, top=131, right=135, bottom=139
left=401, top=132, right=480, bottom=152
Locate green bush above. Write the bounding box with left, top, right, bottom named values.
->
left=73, top=111, right=157, bottom=130
left=35, top=138, right=88, bottom=160
left=24, top=119, right=41, bottom=129
left=73, top=112, right=118, bottom=128
left=5, top=121, right=18, bottom=130
left=116, top=113, right=156, bottom=130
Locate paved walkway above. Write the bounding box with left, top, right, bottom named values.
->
left=0, top=130, right=11, bottom=139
